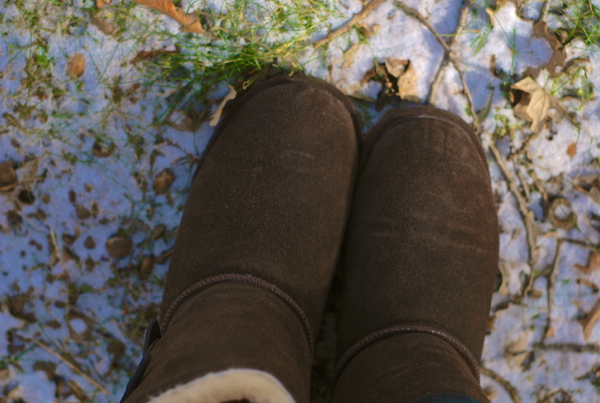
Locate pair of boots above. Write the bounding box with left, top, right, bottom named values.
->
left=120, top=75, right=499, bottom=403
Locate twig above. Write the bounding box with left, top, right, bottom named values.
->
left=539, top=0, right=552, bottom=23
left=428, top=0, right=472, bottom=104
left=508, top=133, right=535, bottom=161
left=561, top=238, right=599, bottom=251
left=395, top=1, right=479, bottom=130
left=528, top=168, right=549, bottom=207
left=533, top=342, right=600, bottom=353
left=313, top=0, right=386, bottom=49
left=516, top=168, right=531, bottom=200
left=489, top=142, right=538, bottom=299
left=481, top=366, right=522, bottom=403
left=26, top=338, right=109, bottom=395
left=542, top=239, right=563, bottom=343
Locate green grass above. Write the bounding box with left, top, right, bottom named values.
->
left=126, top=0, right=344, bottom=121
left=551, top=0, right=600, bottom=47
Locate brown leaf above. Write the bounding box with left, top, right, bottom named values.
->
left=524, top=20, right=567, bottom=78
left=209, top=85, right=237, bottom=127
left=397, top=62, right=420, bottom=103
left=575, top=251, right=600, bottom=275
left=132, top=0, right=203, bottom=33
left=153, top=169, right=175, bottom=194
left=96, top=0, right=110, bottom=7
left=84, top=236, right=96, bottom=249
left=90, top=13, right=118, bottom=36
left=67, top=54, right=85, bottom=79
left=156, top=248, right=173, bottom=264
left=92, top=141, right=114, bottom=158
left=138, top=255, right=155, bottom=277
left=581, top=298, right=600, bottom=341
left=151, top=224, right=166, bottom=240
left=567, top=142, right=577, bottom=158
left=0, top=161, right=17, bottom=191
left=498, top=262, right=512, bottom=296
left=105, top=235, right=132, bottom=259
left=75, top=205, right=91, bottom=220
left=510, top=77, right=566, bottom=133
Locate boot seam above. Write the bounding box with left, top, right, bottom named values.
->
left=332, top=324, right=480, bottom=388
left=160, top=273, right=315, bottom=357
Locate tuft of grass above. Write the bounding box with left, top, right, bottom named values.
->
left=127, top=0, right=344, bottom=120
left=551, top=0, right=600, bottom=47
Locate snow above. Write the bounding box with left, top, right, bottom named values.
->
left=2, top=0, right=600, bottom=401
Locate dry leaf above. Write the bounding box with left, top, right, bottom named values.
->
left=151, top=224, right=166, bottom=240
left=132, top=0, right=203, bottom=33
left=67, top=54, right=85, bottom=79
left=105, top=236, right=132, bottom=259
left=581, top=298, right=600, bottom=341
left=84, top=236, right=96, bottom=249
left=397, top=62, right=420, bottom=103
left=92, top=141, right=114, bottom=158
left=18, top=158, right=39, bottom=191
left=209, top=85, right=237, bottom=127
left=524, top=20, right=567, bottom=78
left=484, top=388, right=498, bottom=400
left=567, top=142, right=577, bottom=158
left=0, top=161, right=17, bottom=191
left=576, top=175, right=600, bottom=206
left=498, top=262, right=512, bottom=295
left=485, top=8, right=495, bottom=27
left=341, top=43, right=361, bottom=68
left=90, top=13, right=118, bottom=36
left=139, top=255, right=155, bottom=277
left=575, top=251, right=600, bottom=274
left=384, top=58, right=408, bottom=79
left=96, top=0, right=110, bottom=7
left=76, top=205, right=91, bottom=220
left=511, top=77, right=566, bottom=133
left=372, top=24, right=381, bottom=34
left=504, top=332, right=530, bottom=368
left=153, top=169, right=175, bottom=194
left=577, top=278, right=599, bottom=293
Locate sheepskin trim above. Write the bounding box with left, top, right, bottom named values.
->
left=147, top=369, right=296, bottom=403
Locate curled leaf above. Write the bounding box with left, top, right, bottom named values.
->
left=548, top=197, right=576, bottom=230
left=384, top=58, right=408, bottom=79
left=511, top=77, right=566, bottom=133
left=397, top=62, right=419, bottom=103
left=132, top=0, right=204, bottom=33
left=209, top=86, right=237, bottom=127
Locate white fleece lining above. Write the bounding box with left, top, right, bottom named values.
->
left=147, top=369, right=297, bottom=403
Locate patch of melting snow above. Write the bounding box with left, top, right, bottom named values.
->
left=2, top=0, right=600, bottom=401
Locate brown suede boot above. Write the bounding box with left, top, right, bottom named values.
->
left=331, top=107, right=498, bottom=403
left=121, top=75, right=359, bottom=403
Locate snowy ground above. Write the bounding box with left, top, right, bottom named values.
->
left=1, top=0, right=600, bottom=402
